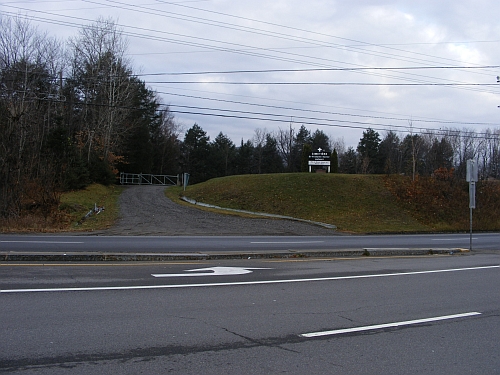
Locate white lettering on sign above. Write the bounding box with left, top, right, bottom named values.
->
left=151, top=266, right=271, bottom=278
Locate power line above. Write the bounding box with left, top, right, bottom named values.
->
left=75, top=0, right=500, bottom=86
left=157, top=90, right=500, bottom=127
left=151, top=0, right=500, bottom=74
left=3, top=5, right=499, bottom=134
left=169, top=103, right=443, bottom=132
left=149, top=81, right=500, bottom=86
left=13, top=91, right=498, bottom=140
left=3, top=3, right=496, bottom=82
left=3, top=6, right=498, bottom=96
left=137, top=66, right=500, bottom=76
left=166, top=107, right=500, bottom=140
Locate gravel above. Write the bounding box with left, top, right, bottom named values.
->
left=100, top=185, right=338, bottom=236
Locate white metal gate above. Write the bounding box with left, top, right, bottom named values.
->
left=119, top=172, right=178, bottom=186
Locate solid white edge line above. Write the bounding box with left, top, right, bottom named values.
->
left=1, top=265, right=498, bottom=294
left=1, top=241, right=84, bottom=244
left=250, top=241, right=325, bottom=244
left=300, top=312, right=482, bottom=338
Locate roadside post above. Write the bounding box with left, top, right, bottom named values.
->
left=183, top=173, right=190, bottom=191
left=466, top=159, right=478, bottom=251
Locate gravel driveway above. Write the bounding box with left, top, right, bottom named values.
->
left=101, top=186, right=337, bottom=236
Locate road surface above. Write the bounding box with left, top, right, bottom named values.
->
left=1, top=254, right=499, bottom=374
left=1, top=233, right=499, bottom=254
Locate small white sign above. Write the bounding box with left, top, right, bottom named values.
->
left=308, top=160, right=331, bottom=166
left=466, top=159, right=478, bottom=182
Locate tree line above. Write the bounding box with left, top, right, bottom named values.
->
left=1, top=15, right=500, bottom=219
left=344, top=126, right=500, bottom=180
left=1, top=16, right=179, bottom=218
left=179, top=123, right=500, bottom=183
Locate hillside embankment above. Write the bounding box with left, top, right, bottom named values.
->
left=2, top=173, right=499, bottom=234
left=167, top=173, right=500, bottom=233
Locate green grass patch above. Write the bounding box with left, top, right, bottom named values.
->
left=59, top=184, right=123, bottom=231
left=167, top=173, right=430, bottom=233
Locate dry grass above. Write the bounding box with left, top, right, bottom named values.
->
left=0, top=184, right=122, bottom=233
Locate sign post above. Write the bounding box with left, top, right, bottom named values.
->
left=183, top=173, right=190, bottom=191
left=466, top=159, right=478, bottom=251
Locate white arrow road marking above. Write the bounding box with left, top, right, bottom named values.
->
left=151, top=266, right=271, bottom=278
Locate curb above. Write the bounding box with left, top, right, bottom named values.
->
left=0, top=248, right=469, bottom=262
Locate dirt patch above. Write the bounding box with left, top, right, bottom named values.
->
left=99, top=186, right=337, bottom=236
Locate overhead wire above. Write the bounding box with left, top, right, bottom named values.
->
left=2, top=4, right=499, bottom=100
left=137, top=66, right=500, bottom=76
left=166, top=103, right=484, bottom=136
left=4, top=1, right=498, bottom=89
left=156, top=90, right=500, bottom=127
left=149, top=81, right=499, bottom=86
left=75, top=0, right=500, bottom=89
left=165, top=107, right=499, bottom=140
left=38, top=95, right=494, bottom=139
left=152, top=0, right=500, bottom=75
left=7, top=85, right=498, bottom=140
left=2, top=2, right=500, bottom=137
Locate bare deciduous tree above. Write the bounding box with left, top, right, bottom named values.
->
left=0, top=15, right=64, bottom=217
left=68, top=17, right=133, bottom=168
left=253, top=128, right=267, bottom=174
left=275, top=124, right=295, bottom=171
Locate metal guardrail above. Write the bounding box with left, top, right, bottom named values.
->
left=120, top=172, right=178, bottom=186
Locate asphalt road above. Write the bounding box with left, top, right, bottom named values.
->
left=1, top=254, right=499, bottom=374
left=1, top=232, right=499, bottom=254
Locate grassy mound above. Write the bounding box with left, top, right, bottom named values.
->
left=167, top=173, right=429, bottom=233
left=172, top=173, right=500, bottom=233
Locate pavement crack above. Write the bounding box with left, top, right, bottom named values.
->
left=338, top=314, right=357, bottom=324
left=219, top=326, right=301, bottom=354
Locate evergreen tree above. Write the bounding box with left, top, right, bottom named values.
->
left=357, top=128, right=382, bottom=173
left=331, top=149, right=339, bottom=173
left=261, top=134, right=284, bottom=173
left=339, top=147, right=358, bottom=174
left=181, top=124, right=210, bottom=183
left=211, top=132, right=236, bottom=177
left=311, top=129, right=330, bottom=152
left=235, top=139, right=255, bottom=175
left=379, top=131, right=401, bottom=175
left=292, top=125, right=312, bottom=172
left=301, top=144, right=312, bottom=172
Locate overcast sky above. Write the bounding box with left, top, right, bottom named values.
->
left=2, top=0, right=500, bottom=149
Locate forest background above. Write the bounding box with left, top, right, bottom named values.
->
left=1, top=16, right=500, bottom=225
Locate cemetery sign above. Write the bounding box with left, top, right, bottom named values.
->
left=308, top=148, right=331, bottom=172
